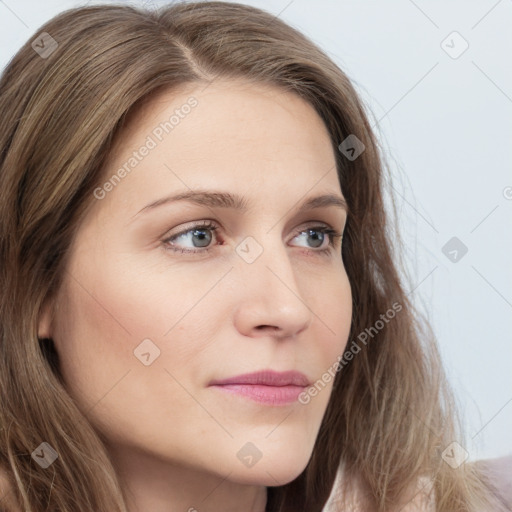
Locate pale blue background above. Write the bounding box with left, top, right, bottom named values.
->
left=1, top=0, right=511, bottom=462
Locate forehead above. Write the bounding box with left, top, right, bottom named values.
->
left=93, top=78, right=341, bottom=219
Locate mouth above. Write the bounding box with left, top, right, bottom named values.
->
left=208, top=369, right=311, bottom=406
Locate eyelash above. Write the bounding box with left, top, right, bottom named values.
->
left=162, top=220, right=343, bottom=257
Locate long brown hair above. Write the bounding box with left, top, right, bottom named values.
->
left=0, top=2, right=505, bottom=511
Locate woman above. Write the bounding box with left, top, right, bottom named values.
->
left=0, top=2, right=509, bottom=511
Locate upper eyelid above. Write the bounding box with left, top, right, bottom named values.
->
left=165, top=219, right=341, bottom=240
left=157, top=202, right=348, bottom=238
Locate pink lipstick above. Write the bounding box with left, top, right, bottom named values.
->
left=209, top=369, right=310, bottom=406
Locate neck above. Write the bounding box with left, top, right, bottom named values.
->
left=107, top=442, right=268, bottom=512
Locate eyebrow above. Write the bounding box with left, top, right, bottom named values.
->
left=132, top=190, right=348, bottom=220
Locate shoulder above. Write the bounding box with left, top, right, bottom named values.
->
left=473, top=454, right=512, bottom=507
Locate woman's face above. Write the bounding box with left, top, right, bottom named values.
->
left=39, top=79, right=352, bottom=490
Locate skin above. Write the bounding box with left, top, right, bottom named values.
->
left=38, top=79, right=352, bottom=512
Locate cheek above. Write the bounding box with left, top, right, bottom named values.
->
left=50, top=266, right=207, bottom=445
left=318, top=268, right=352, bottom=359
left=52, top=252, right=224, bottom=405
left=314, top=272, right=352, bottom=400
left=51, top=269, right=138, bottom=408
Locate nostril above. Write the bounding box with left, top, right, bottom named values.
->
left=256, top=325, right=278, bottom=331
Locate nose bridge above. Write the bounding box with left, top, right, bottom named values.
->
left=233, top=230, right=312, bottom=336
left=236, top=230, right=296, bottom=288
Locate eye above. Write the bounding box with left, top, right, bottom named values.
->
left=162, top=221, right=219, bottom=255
left=162, top=221, right=343, bottom=256
left=292, top=226, right=342, bottom=254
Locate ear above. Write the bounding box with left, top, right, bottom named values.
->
left=38, top=297, right=55, bottom=339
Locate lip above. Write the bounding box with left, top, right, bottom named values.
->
left=209, top=370, right=311, bottom=406
left=209, top=369, right=311, bottom=387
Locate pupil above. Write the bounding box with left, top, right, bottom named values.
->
left=308, top=229, right=323, bottom=248
left=193, top=229, right=211, bottom=247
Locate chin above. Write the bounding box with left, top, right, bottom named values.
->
left=225, top=444, right=313, bottom=487
left=230, top=461, right=310, bottom=487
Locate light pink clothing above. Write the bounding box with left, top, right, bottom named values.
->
left=475, top=454, right=512, bottom=507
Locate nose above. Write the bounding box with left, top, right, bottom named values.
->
left=232, top=235, right=313, bottom=340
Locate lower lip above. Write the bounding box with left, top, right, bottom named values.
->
left=210, top=384, right=306, bottom=406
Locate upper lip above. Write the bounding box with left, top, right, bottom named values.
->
left=209, top=370, right=311, bottom=387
